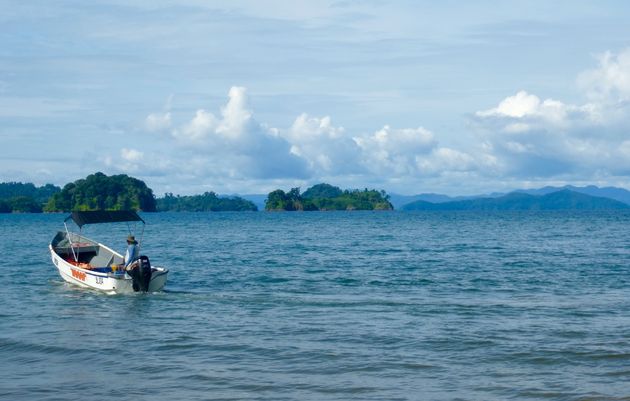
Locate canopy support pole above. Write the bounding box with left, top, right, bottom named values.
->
left=64, top=221, right=78, bottom=263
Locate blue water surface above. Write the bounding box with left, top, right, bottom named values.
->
left=1, top=211, right=629, bottom=400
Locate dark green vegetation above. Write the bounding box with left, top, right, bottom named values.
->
left=302, top=183, right=343, bottom=199
left=0, top=182, right=61, bottom=213
left=157, top=192, right=257, bottom=211
left=402, top=189, right=630, bottom=211
left=0, top=173, right=257, bottom=213
left=0, top=196, right=45, bottom=213
left=0, top=182, right=60, bottom=202
left=44, top=172, right=157, bottom=212
left=265, top=183, right=393, bottom=211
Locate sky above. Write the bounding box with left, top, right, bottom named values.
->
left=2, top=0, right=630, bottom=196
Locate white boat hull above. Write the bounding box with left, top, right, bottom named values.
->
left=49, top=243, right=168, bottom=294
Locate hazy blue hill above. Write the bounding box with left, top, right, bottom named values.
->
left=402, top=190, right=630, bottom=211
left=236, top=194, right=267, bottom=211
left=540, top=189, right=630, bottom=209
left=516, top=185, right=630, bottom=205
left=389, top=193, right=455, bottom=209
left=388, top=193, right=490, bottom=209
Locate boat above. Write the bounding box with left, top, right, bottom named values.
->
left=49, top=210, right=168, bottom=294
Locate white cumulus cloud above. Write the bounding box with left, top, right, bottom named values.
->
left=578, top=48, right=630, bottom=102
left=165, top=87, right=310, bottom=180
left=174, top=109, right=218, bottom=141
left=476, top=90, right=542, bottom=118
left=475, top=90, right=597, bottom=130
left=104, top=148, right=145, bottom=174
left=283, top=113, right=362, bottom=174
left=121, top=148, right=143, bottom=162
left=354, top=125, right=438, bottom=175
left=145, top=112, right=171, bottom=132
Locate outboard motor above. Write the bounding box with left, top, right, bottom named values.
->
left=129, top=255, right=152, bottom=292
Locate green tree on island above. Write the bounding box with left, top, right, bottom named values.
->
left=266, top=188, right=309, bottom=211
left=44, top=172, right=157, bottom=212
left=265, top=184, right=393, bottom=211
left=302, top=183, right=343, bottom=199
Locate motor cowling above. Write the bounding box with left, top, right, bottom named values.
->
left=129, top=255, right=152, bottom=292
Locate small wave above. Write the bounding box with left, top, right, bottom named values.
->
left=0, top=337, right=83, bottom=357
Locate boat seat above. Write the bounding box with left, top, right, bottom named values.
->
left=89, top=252, right=114, bottom=268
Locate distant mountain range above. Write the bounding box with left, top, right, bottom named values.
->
left=390, top=185, right=630, bottom=209
left=402, top=189, right=629, bottom=211
left=513, top=185, right=630, bottom=204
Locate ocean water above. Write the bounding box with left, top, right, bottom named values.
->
left=1, top=211, right=630, bottom=401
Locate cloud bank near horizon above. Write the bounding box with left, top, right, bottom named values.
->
left=120, top=86, right=487, bottom=193
left=100, top=47, right=630, bottom=194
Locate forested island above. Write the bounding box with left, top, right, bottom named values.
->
left=45, top=172, right=157, bottom=212
left=265, top=183, right=393, bottom=211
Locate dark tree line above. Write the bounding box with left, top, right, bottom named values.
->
left=0, top=182, right=61, bottom=213
left=156, top=192, right=257, bottom=211
left=0, top=182, right=60, bottom=202
left=0, top=196, right=44, bottom=213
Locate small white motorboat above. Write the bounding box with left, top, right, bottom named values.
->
left=49, top=210, right=168, bottom=294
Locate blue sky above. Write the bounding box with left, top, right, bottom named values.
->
left=2, top=0, right=630, bottom=195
